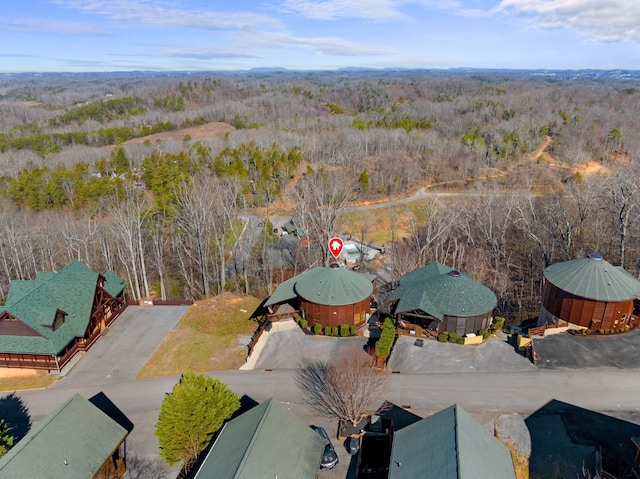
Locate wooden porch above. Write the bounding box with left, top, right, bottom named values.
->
left=397, top=321, right=439, bottom=340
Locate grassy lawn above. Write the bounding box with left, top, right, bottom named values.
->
left=340, top=202, right=429, bottom=245
left=137, top=292, right=261, bottom=379
left=0, top=372, right=56, bottom=392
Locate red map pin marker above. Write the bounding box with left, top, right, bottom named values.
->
left=329, top=237, right=344, bottom=259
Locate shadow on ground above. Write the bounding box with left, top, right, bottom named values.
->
left=0, top=392, right=31, bottom=444
left=526, top=399, right=640, bottom=478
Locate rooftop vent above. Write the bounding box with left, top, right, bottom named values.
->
left=330, top=263, right=340, bottom=269
left=448, top=270, right=462, bottom=277
left=588, top=253, right=603, bottom=261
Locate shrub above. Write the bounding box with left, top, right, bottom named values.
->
left=448, top=332, right=461, bottom=344
left=491, top=317, right=505, bottom=332
left=314, top=323, right=323, bottom=335
left=585, top=329, right=591, bottom=335
left=331, top=327, right=339, bottom=336
left=375, top=318, right=396, bottom=358
left=350, top=325, right=357, bottom=336
left=325, top=326, right=333, bottom=336
left=438, top=332, right=449, bottom=342
left=480, top=329, right=490, bottom=339
left=339, top=324, right=350, bottom=337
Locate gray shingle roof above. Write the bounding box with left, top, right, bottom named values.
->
left=194, top=397, right=324, bottom=479
left=391, top=263, right=497, bottom=320
left=388, top=404, right=516, bottom=479
left=0, top=393, right=128, bottom=479
left=544, top=254, right=640, bottom=302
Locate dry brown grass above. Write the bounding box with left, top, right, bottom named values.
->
left=0, top=372, right=56, bottom=392
left=136, top=293, right=261, bottom=379
left=503, top=440, right=529, bottom=479
left=340, top=199, right=443, bottom=245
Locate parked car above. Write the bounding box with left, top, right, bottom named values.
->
left=310, top=425, right=339, bottom=470
left=346, top=436, right=360, bottom=455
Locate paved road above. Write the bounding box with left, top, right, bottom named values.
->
left=11, top=367, right=640, bottom=477
left=8, top=310, right=640, bottom=479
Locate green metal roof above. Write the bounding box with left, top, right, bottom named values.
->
left=194, top=397, right=324, bottom=479
left=294, top=266, right=373, bottom=306
left=265, top=275, right=300, bottom=307
left=389, top=404, right=516, bottom=479
left=266, top=266, right=374, bottom=307
left=543, top=254, right=640, bottom=302
left=0, top=393, right=128, bottom=479
left=391, top=263, right=497, bottom=320
left=0, top=261, right=125, bottom=355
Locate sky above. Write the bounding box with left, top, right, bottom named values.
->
left=2, top=0, right=640, bottom=72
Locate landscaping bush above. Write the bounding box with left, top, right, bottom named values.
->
left=314, top=323, right=323, bottom=335
left=491, top=317, right=505, bottom=332
left=350, top=325, right=357, bottom=336
left=438, top=332, right=449, bottom=342
left=331, top=327, right=339, bottom=336
left=480, top=329, right=490, bottom=339
left=299, top=318, right=308, bottom=329
left=448, top=332, right=461, bottom=344
left=375, top=318, right=396, bottom=359
left=325, top=326, right=333, bottom=336
left=339, top=324, right=350, bottom=337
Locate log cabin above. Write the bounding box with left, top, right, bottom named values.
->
left=0, top=260, right=126, bottom=373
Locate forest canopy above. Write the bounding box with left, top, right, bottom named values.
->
left=0, top=69, right=638, bottom=323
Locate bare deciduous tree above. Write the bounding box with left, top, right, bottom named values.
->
left=296, top=347, right=389, bottom=427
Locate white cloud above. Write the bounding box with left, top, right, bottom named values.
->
left=0, top=17, right=109, bottom=34
left=227, top=30, right=394, bottom=56
left=53, top=0, right=283, bottom=31
left=496, top=0, right=640, bottom=43
left=292, top=35, right=395, bottom=55
left=281, top=0, right=406, bottom=20
left=157, top=48, right=259, bottom=60
left=281, top=0, right=489, bottom=20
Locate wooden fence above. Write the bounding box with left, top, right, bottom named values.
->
left=248, top=321, right=269, bottom=355
left=125, top=299, right=194, bottom=306
left=527, top=322, right=568, bottom=337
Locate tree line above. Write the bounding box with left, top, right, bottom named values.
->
left=0, top=71, right=639, bottom=324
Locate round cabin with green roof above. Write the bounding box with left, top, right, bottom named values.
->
left=264, top=264, right=375, bottom=329
left=390, top=263, right=497, bottom=336
left=539, top=253, right=640, bottom=331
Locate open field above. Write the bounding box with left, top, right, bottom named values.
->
left=136, top=293, right=261, bottom=378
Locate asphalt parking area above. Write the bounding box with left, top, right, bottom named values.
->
left=52, top=305, right=189, bottom=388
left=533, top=329, right=640, bottom=370
left=252, top=326, right=534, bottom=374
left=387, top=332, right=535, bottom=374
left=252, top=327, right=369, bottom=370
